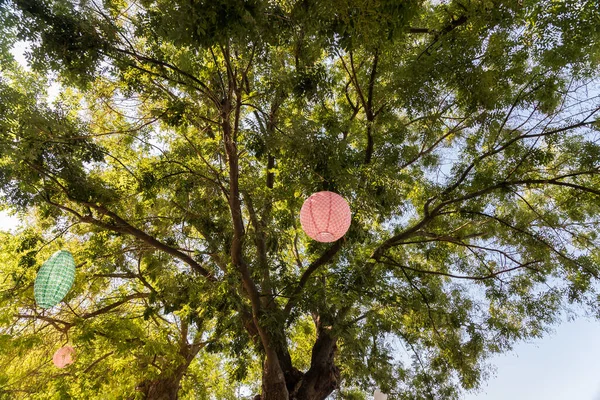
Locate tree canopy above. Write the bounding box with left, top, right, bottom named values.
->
left=1, top=0, right=600, bottom=399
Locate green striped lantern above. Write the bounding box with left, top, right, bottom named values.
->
left=34, top=250, right=76, bottom=309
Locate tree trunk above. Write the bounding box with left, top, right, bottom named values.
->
left=139, top=377, right=182, bottom=400
left=291, top=329, right=340, bottom=400
left=261, top=356, right=291, bottom=400
left=256, top=328, right=339, bottom=400
left=137, top=360, right=193, bottom=400
left=136, top=335, right=201, bottom=400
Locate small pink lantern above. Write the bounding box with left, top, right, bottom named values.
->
left=374, top=389, right=388, bottom=400
left=300, top=191, right=351, bottom=242
left=52, top=346, right=75, bottom=368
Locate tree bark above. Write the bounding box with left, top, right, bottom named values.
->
left=262, top=356, right=291, bottom=400
left=255, top=327, right=339, bottom=400
left=139, top=377, right=182, bottom=400
left=137, top=321, right=203, bottom=400
left=137, top=351, right=199, bottom=400
left=291, top=328, right=340, bottom=400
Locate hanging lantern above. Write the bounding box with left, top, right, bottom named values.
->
left=300, top=191, right=351, bottom=242
left=52, top=346, right=75, bottom=368
left=34, top=250, right=76, bottom=309
left=374, top=389, right=388, bottom=400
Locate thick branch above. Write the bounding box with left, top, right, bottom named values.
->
left=436, top=114, right=600, bottom=204
left=16, top=314, right=72, bottom=332
left=243, top=191, right=274, bottom=302
left=81, top=292, right=149, bottom=320
left=91, top=204, right=215, bottom=278
left=418, top=15, right=468, bottom=59
left=408, top=27, right=431, bottom=34
left=83, top=351, right=115, bottom=373
left=382, top=256, right=542, bottom=281
left=113, top=47, right=219, bottom=105
left=461, top=210, right=600, bottom=279
left=374, top=112, right=600, bottom=260
left=364, top=48, right=379, bottom=164
left=283, top=240, right=343, bottom=318
left=43, top=195, right=214, bottom=279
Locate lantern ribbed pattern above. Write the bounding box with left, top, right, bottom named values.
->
left=52, top=346, right=75, bottom=368
left=300, top=191, right=351, bottom=242
left=34, top=250, right=76, bottom=309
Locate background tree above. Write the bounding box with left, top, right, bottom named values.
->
left=1, top=0, right=600, bottom=399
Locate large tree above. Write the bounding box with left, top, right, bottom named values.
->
left=1, top=0, right=600, bottom=399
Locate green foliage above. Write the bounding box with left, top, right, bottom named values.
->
left=1, top=0, right=600, bottom=399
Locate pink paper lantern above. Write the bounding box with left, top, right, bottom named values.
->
left=52, top=346, right=75, bottom=368
left=300, top=191, right=351, bottom=242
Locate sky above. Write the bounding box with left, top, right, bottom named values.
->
left=0, top=210, right=18, bottom=232
left=5, top=36, right=600, bottom=400
left=464, top=318, right=600, bottom=400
